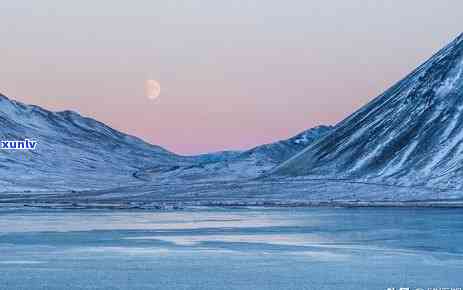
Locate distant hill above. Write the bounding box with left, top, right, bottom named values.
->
left=134, top=125, right=332, bottom=182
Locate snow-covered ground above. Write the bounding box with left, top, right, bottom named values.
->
left=2, top=177, right=463, bottom=209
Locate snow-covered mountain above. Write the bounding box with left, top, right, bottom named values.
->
left=271, top=33, right=463, bottom=189
left=5, top=32, right=463, bottom=201
left=0, top=94, right=193, bottom=190
left=0, top=94, right=331, bottom=190
left=134, top=126, right=332, bottom=182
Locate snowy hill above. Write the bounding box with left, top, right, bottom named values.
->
left=270, top=33, right=463, bottom=189
left=0, top=94, right=192, bottom=190
left=134, top=126, right=332, bottom=182
left=0, top=94, right=331, bottom=190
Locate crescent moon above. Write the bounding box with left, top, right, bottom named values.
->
left=145, top=80, right=161, bottom=100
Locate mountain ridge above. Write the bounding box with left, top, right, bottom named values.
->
left=0, top=93, right=192, bottom=190
left=270, top=33, right=463, bottom=189
left=0, top=93, right=331, bottom=190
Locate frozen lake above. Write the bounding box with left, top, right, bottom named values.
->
left=0, top=207, right=462, bottom=290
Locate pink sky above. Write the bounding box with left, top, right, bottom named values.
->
left=1, top=1, right=462, bottom=154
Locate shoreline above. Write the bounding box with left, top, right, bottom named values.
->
left=2, top=178, right=463, bottom=210
left=2, top=199, right=463, bottom=210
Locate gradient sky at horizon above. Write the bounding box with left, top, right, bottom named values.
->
left=1, top=1, right=462, bottom=154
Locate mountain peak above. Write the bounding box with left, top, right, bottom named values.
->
left=454, top=32, right=463, bottom=43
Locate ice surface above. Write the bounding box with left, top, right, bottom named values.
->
left=0, top=208, right=462, bottom=290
